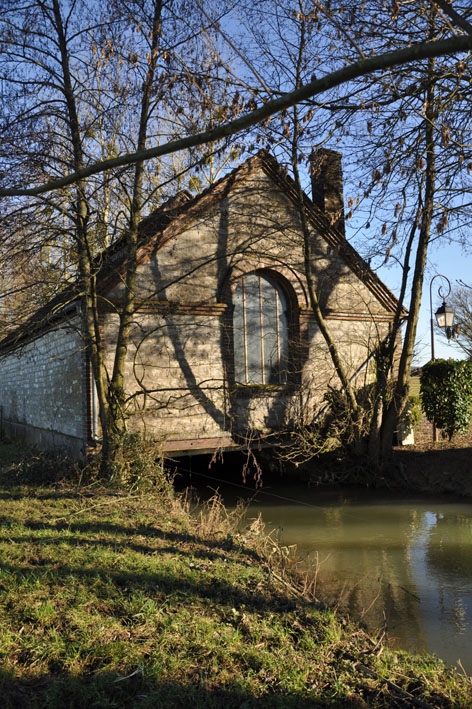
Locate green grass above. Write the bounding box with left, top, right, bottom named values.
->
left=0, top=442, right=470, bottom=707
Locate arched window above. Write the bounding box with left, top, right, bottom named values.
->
left=233, top=271, right=289, bottom=385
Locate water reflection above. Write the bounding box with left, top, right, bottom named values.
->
left=235, top=485, right=472, bottom=674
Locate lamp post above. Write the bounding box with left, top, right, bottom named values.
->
left=429, top=274, right=457, bottom=361
left=429, top=274, right=457, bottom=441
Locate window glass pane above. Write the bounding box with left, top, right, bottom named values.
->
left=233, top=271, right=289, bottom=385
left=245, top=274, right=263, bottom=383
left=260, top=274, right=278, bottom=383
left=233, top=279, right=246, bottom=383
left=276, top=285, right=289, bottom=383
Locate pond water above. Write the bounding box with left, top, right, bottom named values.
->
left=192, top=474, right=472, bottom=674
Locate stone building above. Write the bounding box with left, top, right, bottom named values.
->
left=0, top=150, right=402, bottom=459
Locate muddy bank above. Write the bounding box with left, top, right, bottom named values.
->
left=387, top=445, right=472, bottom=498
left=296, top=444, right=472, bottom=499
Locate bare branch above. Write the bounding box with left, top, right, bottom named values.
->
left=2, top=34, right=472, bottom=197
left=431, top=0, right=472, bottom=35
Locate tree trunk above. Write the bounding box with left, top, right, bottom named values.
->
left=377, top=53, right=438, bottom=467
left=99, top=0, right=163, bottom=479
left=288, top=31, right=362, bottom=454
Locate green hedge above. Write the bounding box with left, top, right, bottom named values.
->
left=420, top=359, right=472, bottom=440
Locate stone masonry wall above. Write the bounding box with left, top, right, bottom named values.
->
left=0, top=322, right=87, bottom=456
left=412, top=414, right=472, bottom=450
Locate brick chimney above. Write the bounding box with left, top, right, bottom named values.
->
left=309, top=148, right=345, bottom=235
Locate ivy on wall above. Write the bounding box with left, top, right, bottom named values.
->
left=420, top=359, right=472, bottom=441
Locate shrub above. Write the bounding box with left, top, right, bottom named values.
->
left=99, top=433, right=173, bottom=495
left=420, top=359, right=472, bottom=440
left=1, top=449, right=80, bottom=485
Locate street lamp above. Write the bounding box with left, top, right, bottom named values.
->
left=429, top=274, right=457, bottom=362
left=435, top=301, right=457, bottom=341
left=429, top=274, right=457, bottom=442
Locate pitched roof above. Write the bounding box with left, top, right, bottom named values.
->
left=255, top=151, right=404, bottom=315
left=0, top=150, right=405, bottom=352
left=98, top=150, right=404, bottom=314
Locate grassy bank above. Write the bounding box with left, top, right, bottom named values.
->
left=0, top=444, right=471, bottom=707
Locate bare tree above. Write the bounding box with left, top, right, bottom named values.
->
left=0, top=0, right=249, bottom=476
left=334, top=1, right=472, bottom=463
left=449, top=285, right=472, bottom=360
left=0, top=20, right=470, bottom=198
left=202, top=0, right=471, bottom=469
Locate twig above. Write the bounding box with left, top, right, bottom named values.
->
left=343, top=651, right=435, bottom=708
left=113, top=667, right=143, bottom=683
left=269, top=570, right=305, bottom=599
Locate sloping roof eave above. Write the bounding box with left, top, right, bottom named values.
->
left=256, top=151, right=407, bottom=318
left=0, top=286, right=82, bottom=354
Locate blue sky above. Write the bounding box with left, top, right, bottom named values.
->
left=377, top=239, right=470, bottom=366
